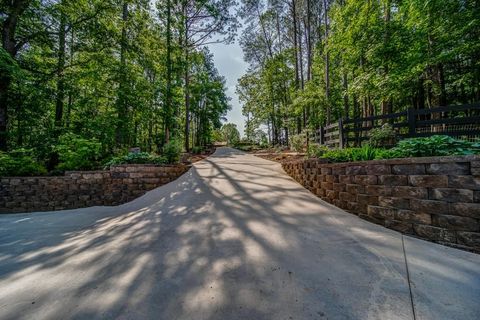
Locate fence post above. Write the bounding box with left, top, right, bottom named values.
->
left=407, top=108, right=416, bottom=137
left=338, top=119, right=344, bottom=149
left=319, top=126, right=325, bottom=145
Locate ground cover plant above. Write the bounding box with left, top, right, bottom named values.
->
left=317, top=135, right=480, bottom=163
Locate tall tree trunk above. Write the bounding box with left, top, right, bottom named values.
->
left=184, top=8, right=191, bottom=152
left=66, top=27, right=74, bottom=128
left=291, top=0, right=299, bottom=90
left=116, top=1, right=129, bottom=146
left=55, top=12, right=67, bottom=128
left=164, top=0, right=173, bottom=143
left=381, top=0, right=392, bottom=117
left=343, top=71, right=349, bottom=118
left=298, top=22, right=305, bottom=90
left=0, top=72, right=10, bottom=151
left=323, top=0, right=331, bottom=124
left=0, top=0, right=31, bottom=150
left=305, top=0, right=313, bottom=82
left=256, top=6, right=273, bottom=58
left=437, top=63, right=447, bottom=107
left=298, top=19, right=306, bottom=128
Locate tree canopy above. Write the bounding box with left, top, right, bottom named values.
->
left=237, top=0, right=480, bottom=146
left=0, top=0, right=235, bottom=166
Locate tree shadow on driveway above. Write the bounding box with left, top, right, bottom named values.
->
left=0, top=148, right=478, bottom=320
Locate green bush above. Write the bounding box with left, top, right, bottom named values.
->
left=163, top=138, right=183, bottom=164
left=389, top=135, right=480, bottom=158
left=191, top=146, right=205, bottom=154
left=368, top=124, right=397, bottom=147
left=0, top=149, right=47, bottom=176
left=55, top=133, right=102, bottom=170
left=235, top=145, right=255, bottom=152
left=323, top=145, right=385, bottom=163
left=307, top=143, right=329, bottom=158
left=104, top=152, right=167, bottom=168
left=290, top=134, right=306, bottom=152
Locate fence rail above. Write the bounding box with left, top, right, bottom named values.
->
left=311, top=103, right=480, bottom=148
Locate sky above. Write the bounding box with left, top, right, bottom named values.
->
left=208, top=38, right=248, bottom=137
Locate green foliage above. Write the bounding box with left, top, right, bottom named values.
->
left=0, top=149, right=47, bottom=176
left=104, top=152, right=167, bottom=168
left=211, top=129, right=223, bottom=143
left=313, top=135, right=480, bottom=163
left=307, top=143, right=329, bottom=158
left=54, top=133, right=101, bottom=171
left=238, top=0, right=480, bottom=146
left=368, top=124, right=397, bottom=147
left=388, top=135, right=480, bottom=158
left=1, top=0, right=233, bottom=162
left=191, top=146, right=205, bottom=154
left=163, top=138, right=183, bottom=164
left=290, top=134, right=306, bottom=152
left=221, top=123, right=240, bottom=146
left=235, top=144, right=258, bottom=152
left=323, top=146, right=385, bottom=163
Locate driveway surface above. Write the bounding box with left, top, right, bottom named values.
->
left=0, top=148, right=479, bottom=320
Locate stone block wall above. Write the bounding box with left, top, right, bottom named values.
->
left=282, top=156, right=480, bottom=252
left=0, top=164, right=190, bottom=213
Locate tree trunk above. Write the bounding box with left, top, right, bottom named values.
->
left=116, top=1, right=129, bottom=146
left=184, top=13, right=191, bottom=152
left=437, top=63, right=447, bottom=107
left=55, top=13, right=67, bottom=128
left=165, top=0, right=173, bottom=143
left=381, top=0, right=392, bottom=118
left=66, top=27, right=74, bottom=128
left=323, top=0, right=331, bottom=124
left=0, top=0, right=31, bottom=150
left=305, top=0, right=312, bottom=82
left=291, top=0, right=299, bottom=90
left=343, top=72, right=349, bottom=118
left=0, top=75, right=10, bottom=150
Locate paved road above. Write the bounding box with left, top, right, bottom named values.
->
left=0, top=148, right=479, bottom=320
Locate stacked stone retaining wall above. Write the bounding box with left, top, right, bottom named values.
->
left=282, top=155, right=480, bottom=252
left=0, top=164, right=190, bottom=213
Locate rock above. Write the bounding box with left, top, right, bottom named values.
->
left=429, top=188, right=473, bottom=203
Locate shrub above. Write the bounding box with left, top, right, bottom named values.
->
left=0, top=149, right=47, bottom=176
left=163, top=138, right=183, bottom=164
left=307, top=143, right=328, bottom=158
left=104, top=152, right=167, bottom=168
left=290, top=134, right=306, bottom=152
left=389, top=135, right=480, bottom=158
left=191, top=146, right=205, bottom=154
left=235, top=145, right=252, bottom=152
left=323, top=145, right=385, bottom=163
left=368, top=124, right=397, bottom=147
left=55, top=133, right=102, bottom=170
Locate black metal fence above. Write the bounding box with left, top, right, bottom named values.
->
left=311, top=103, right=480, bottom=148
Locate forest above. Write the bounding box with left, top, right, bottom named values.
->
left=1, top=0, right=237, bottom=173
left=237, top=0, right=480, bottom=145
left=1, top=0, right=480, bottom=175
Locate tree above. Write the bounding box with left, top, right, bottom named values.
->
left=0, top=0, right=233, bottom=169
left=237, top=0, right=480, bottom=148
left=176, top=0, right=237, bottom=151
left=221, top=123, right=240, bottom=145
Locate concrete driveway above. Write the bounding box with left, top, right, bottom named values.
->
left=0, top=148, right=479, bottom=320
